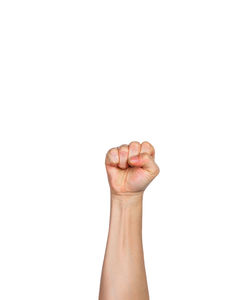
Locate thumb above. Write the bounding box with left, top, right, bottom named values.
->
left=128, top=153, right=160, bottom=175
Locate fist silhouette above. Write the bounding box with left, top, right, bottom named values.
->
left=105, top=141, right=160, bottom=196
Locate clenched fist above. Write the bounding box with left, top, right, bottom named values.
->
left=105, top=141, right=160, bottom=196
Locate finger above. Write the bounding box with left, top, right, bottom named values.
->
left=118, top=144, right=129, bottom=169
left=129, top=153, right=160, bottom=175
left=140, top=141, right=155, bottom=159
left=128, top=141, right=141, bottom=165
left=105, top=147, right=119, bottom=167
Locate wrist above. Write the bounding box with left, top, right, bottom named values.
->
left=111, top=191, right=143, bottom=201
left=110, top=191, right=144, bottom=210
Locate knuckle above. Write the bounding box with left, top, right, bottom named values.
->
left=105, top=147, right=118, bottom=162
left=106, top=147, right=116, bottom=156
left=129, top=141, right=140, bottom=147
left=142, top=141, right=155, bottom=155
left=118, top=144, right=128, bottom=151
left=142, top=140, right=152, bottom=147
left=111, top=147, right=118, bottom=155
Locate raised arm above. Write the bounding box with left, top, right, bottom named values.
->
left=99, top=141, right=160, bottom=300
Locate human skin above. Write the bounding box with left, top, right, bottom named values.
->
left=99, top=141, right=160, bottom=300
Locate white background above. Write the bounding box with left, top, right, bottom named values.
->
left=0, top=1, right=249, bottom=299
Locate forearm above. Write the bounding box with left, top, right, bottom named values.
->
left=99, top=192, right=149, bottom=300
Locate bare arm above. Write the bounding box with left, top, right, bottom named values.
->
left=99, top=141, right=160, bottom=300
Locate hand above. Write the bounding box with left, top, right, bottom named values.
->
left=105, top=141, right=160, bottom=196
